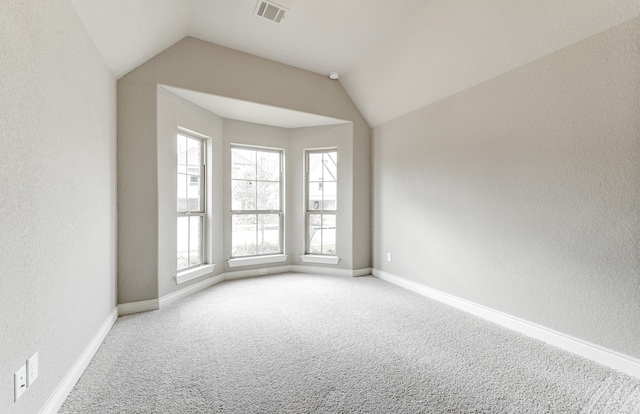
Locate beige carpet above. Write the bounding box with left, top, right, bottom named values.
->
left=60, top=273, right=640, bottom=413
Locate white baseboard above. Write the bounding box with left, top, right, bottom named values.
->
left=39, top=308, right=118, bottom=414
left=224, top=265, right=292, bottom=280
left=373, top=269, right=640, bottom=379
left=290, top=265, right=372, bottom=278
left=159, top=274, right=225, bottom=308
left=117, top=299, right=159, bottom=316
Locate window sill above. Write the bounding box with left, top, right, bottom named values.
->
left=300, top=255, right=340, bottom=265
left=227, top=254, right=288, bottom=268
left=176, top=264, right=215, bottom=285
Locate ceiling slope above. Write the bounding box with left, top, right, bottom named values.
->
left=341, top=0, right=640, bottom=127
left=71, top=0, right=189, bottom=78
left=187, top=0, right=429, bottom=77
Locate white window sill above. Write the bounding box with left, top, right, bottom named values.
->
left=176, top=264, right=215, bottom=285
left=227, top=254, right=288, bottom=268
left=300, top=255, right=340, bottom=265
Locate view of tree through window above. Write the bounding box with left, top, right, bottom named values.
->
left=306, top=150, right=337, bottom=255
left=231, top=146, right=283, bottom=257
left=177, top=132, right=204, bottom=271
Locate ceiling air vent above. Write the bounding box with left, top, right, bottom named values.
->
left=254, top=0, right=287, bottom=23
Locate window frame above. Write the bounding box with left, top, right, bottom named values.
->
left=230, top=144, right=285, bottom=259
left=305, top=148, right=338, bottom=256
left=177, top=131, right=206, bottom=272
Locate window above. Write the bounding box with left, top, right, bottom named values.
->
left=177, top=132, right=205, bottom=271
left=231, top=146, right=283, bottom=258
left=306, top=149, right=337, bottom=255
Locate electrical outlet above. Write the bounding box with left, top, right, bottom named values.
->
left=386, top=252, right=392, bottom=262
left=14, top=364, right=26, bottom=401
left=27, top=352, right=38, bottom=387
left=259, top=269, right=268, bottom=276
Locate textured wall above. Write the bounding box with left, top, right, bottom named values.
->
left=118, top=37, right=371, bottom=304
left=372, top=17, right=640, bottom=358
left=0, top=1, right=117, bottom=413
left=342, top=0, right=640, bottom=126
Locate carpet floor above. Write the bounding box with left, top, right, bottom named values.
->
left=59, top=273, right=640, bottom=413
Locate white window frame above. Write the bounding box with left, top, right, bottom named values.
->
left=304, top=148, right=338, bottom=259
left=230, top=145, right=285, bottom=260
left=177, top=131, right=206, bottom=273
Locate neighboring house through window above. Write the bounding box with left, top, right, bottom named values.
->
left=231, top=145, right=284, bottom=258
left=306, top=149, right=337, bottom=255
left=177, top=132, right=205, bottom=271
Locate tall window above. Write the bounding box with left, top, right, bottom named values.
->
left=177, top=132, right=205, bottom=271
left=306, top=149, right=337, bottom=255
left=231, top=146, right=283, bottom=257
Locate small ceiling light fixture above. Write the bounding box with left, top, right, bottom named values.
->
left=328, top=72, right=339, bottom=80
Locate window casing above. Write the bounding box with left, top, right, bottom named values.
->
left=231, top=146, right=284, bottom=258
left=177, top=132, right=205, bottom=271
left=306, top=149, right=337, bottom=255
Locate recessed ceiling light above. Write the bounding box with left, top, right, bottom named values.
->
left=329, top=72, right=339, bottom=80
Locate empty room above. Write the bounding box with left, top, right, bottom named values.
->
left=1, top=0, right=640, bottom=412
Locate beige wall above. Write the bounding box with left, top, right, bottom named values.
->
left=0, top=1, right=117, bottom=413
left=157, top=88, right=225, bottom=298
left=372, top=17, right=640, bottom=358
left=289, top=124, right=355, bottom=268
left=118, top=37, right=371, bottom=303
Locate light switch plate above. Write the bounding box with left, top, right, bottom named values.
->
left=27, top=352, right=38, bottom=387
left=14, top=364, right=26, bottom=401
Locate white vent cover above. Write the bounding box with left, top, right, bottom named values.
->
left=254, top=0, right=287, bottom=23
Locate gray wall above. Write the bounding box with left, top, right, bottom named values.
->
left=157, top=88, right=224, bottom=299
left=372, top=17, right=640, bottom=358
left=118, top=37, right=371, bottom=304
left=0, top=1, right=117, bottom=413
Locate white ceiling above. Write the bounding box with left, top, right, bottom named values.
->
left=164, top=86, right=349, bottom=129
left=71, top=0, right=640, bottom=127
left=71, top=0, right=429, bottom=79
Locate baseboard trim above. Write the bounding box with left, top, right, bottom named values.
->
left=39, top=308, right=118, bottom=414
left=159, top=274, right=225, bottom=308
left=119, top=266, right=373, bottom=316
left=224, top=265, right=292, bottom=280
left=290, top=265, right=371, bottom=278
left=117, top=299, right=159, bottom=316
left=373, top=269, right=640, bottom=379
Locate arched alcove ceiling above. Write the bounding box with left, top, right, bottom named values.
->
left=163, top=86, right=350, bottom=129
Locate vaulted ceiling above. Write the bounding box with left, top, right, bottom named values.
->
left=71, top=0, right=640, bottom=127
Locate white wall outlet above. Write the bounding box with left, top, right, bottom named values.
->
left=386, top=252, right=392, bottom=262
left=27, top=352, right=38, bottom=387
left=259, top=269, right=268, bottom=276
left=14, top=364, right=26, bottom=401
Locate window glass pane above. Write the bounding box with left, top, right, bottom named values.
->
left=186, top=138, right=201, bottom=170
left=308, top=214, right=322, bottom=254
left=232, top=180, right=256, bottom=210
left=258, top=214, right=280, bottom=254
left=177, top=135, right=187, bottom=175
left=257, top=151, right=280, bottom=181
left=308, top=152, right=323, bottom=181
left=257, top=181, right=280, bottom=210
left=177, top=216, right=189, bottom=271
left=187, top=175, right=201, bottom=211
left=232, top=214, right=257, bottom=257
left=322, top=214, right=336, bottom=255
left=323, top=151, right=337, bottom=182
left=232, top=148, right=256, bottom=180
left=308, top=181, right=323, bottom=211
left=177, top=173, right=187, bottom=212
left=322, top=181, right=337, bottom=211
left=189, top=216, right=201, bottom=267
